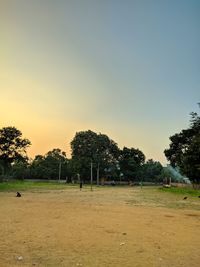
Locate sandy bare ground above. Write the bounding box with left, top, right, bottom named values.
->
left=0, top=187, right=200, bottom=267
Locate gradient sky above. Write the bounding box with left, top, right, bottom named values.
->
left=0, top=0, right=199, bottom=164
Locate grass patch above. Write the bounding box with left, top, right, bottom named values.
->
left=160, top=186, right=200, bottom=197
left=126, top=187, right=200, bottom=210
left=0, top=180, right=76, bottom=192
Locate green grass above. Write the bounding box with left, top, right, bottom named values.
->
left=0, top=180, right=76, bottom=192
left=0, top=181, right=128, bottom=192
left=160, top=186, right=200, bottom=197
left=126, top=186, right=200, bottom=210
left=1, top=182, right=200, bottom=210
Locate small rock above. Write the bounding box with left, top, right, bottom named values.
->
left=120, top=242, right=125, bottom=246
left=17, top=256, right=23, bottom=261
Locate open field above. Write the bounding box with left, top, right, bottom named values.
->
left=0, top=185, right=200, bottom=267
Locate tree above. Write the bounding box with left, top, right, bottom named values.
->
left=0, top=127, right=31, bottom=175
left=45, top=149, right=69, bottom=179
left=141, top=159, right=163, bottom=183
left=30, top=149, right=69, bottom=180
left=164, top=112, right=200, bottom=184
left=119, top=147, right=145, bottom=181
left=11, top=160, right=30, bottom=180
left=181, top=134, right=200, bottom=184
left=70, top=130, right=120, bottom=180
left=30, top=155, right=47, bottom=179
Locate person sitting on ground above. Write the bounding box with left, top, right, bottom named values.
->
left=16, top=192, right=21, bottom=197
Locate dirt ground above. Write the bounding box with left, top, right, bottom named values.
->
left=0, top=187, right=200, bottom=267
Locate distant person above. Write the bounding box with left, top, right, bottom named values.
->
left=80, top=180, right=83, bottom=191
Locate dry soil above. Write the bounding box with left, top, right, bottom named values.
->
left=0, top=187, right=200, bottom=267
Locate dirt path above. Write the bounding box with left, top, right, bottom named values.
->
left=0, top=187, right=199, bottom=266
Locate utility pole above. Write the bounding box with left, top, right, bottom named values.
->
left=91, top=161, right=93, bottom=191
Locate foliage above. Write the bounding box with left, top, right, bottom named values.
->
left=181, top=134, right=200, bottom=184
left=30, top=148, right=69, bottom=180
left=160, top=186, right=200, bottom=197
left=0, top=180, right=74, bottom=191
left=70, top=130, right=120, bottom=180
left=11, top=160, right=30, bottom=180
left=164, top=112, right=200, bottom=184
left=141, top=159, right=163, bottom=182
left=119, top=147, right=145, bottom=181
left=0, top=127, right=31, bottom=175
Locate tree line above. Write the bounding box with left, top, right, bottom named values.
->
left=0, top=110, right=199, bottom=185
left=0, top=127, right=163, bottom=183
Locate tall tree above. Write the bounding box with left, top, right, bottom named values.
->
left=119, top=147, right=145, bottom=181
left=70, top=130, right=120, bottom=180
left=11, top=160, right=30, bottom=180
left=30, top=155, right=47, bottom=179
left=141, top=159, right=163, bottom=182
left=0, top=127, right=31, bottom=174
left=30, top=149, right=69, bottom=180
left=164, top=112, right=200, bottom=184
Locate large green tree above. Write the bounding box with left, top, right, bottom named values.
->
left=164, top=112, right=200, bottom=184
left=30, top=148, right=69, bottom=180
left=11, top=160, right=30, bottom=180
left=70, top=130, right=120, bottom=180
left=119, top=147, right=145, bottom=181
left=141, top=159, right=163, bottom=182
left=0, top=127, right=31, bottom=175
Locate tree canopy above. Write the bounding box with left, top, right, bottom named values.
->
left=70, top=130, right=120, bottom=180
left=0, top=127, right=31, bottom=174
left=164, top=112, right=200, bottom=184
left=119, top=147, right=145, bottom=181
left=141, top=159, right=163, bottom=183
left=30, top=149, right=69, bottom=180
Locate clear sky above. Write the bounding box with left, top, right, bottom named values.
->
left=0, top=0, right=199, bottom=164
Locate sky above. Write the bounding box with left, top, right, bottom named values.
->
left=0, top=0, right=199, bottom=164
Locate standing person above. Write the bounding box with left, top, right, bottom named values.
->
left=80, top=180, right=83, bottom=191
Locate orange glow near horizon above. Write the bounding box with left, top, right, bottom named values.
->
left=1, top=0, right=199, bottom=165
